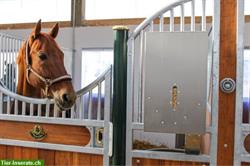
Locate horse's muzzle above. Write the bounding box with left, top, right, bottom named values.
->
left=55, top=91, right=76, bottom=111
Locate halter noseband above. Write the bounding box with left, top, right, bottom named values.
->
left=25, top=40, right=72, bottom=97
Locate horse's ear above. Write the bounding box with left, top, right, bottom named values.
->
left=32, top=19, right=41, bottom=39
left=49, top=22, right=59, bottom=38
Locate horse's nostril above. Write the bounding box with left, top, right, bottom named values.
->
left=62, top=93, right=70, bottom=102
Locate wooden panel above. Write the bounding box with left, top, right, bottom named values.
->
left=38, top=149, right=55, bottom=166
left=0, top=120, right=90, bottom=146
left=242, top=162, right=250, bottom=166
left=22, top=147, right=38, bottom=159
left=6, top=146, right=22, bottom=159
left=0, top=145, right=7, bottom=159
left=217, top=0, right=237, bottom=165
left=90, top=155, right=103, bottom=166
left=1, top=145, right=102, bottom=166
left=132, top=158, right=208, bottom=166
left=55, top=151, right=73, bottom=166
left=72, top=153, right=91, bottom=166
left=162, top=160, right=181, bottom=166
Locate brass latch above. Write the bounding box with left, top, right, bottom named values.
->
left=30, top=125, right=47, bottom=141
left=171, top=85, right=178, bottom=111
left=95, top=128, right=104, bottom=146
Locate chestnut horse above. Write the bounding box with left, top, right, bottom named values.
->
left=16, top=20, right=76, bottom=110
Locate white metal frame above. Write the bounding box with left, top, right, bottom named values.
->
left=126, top=0, right=220, bottom=165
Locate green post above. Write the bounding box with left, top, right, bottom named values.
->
left=112, top=26, right=129, bottom=165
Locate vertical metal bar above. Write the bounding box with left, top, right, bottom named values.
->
left=62, top=111, right=66, bottom=118
left=112, top=26, right=128, bottom=165
left=180, top=3, right=185, bottom=32
left=139, top=30, right=144, bottom=123
left=234, top=0, right=244, bottom=165
left=150, top=21, right=154, bottom=32
left=2, top=36, right=5, bottom=85
left=22, top=101, right=26, bottom=115
left=0, top=92, right=2, bottom=114
left=7, top=38, right=11, bottom=90
left=170, top=9, right=174, bottom=32
left=88, top=90, right=92, bottom=119
left=11, top=39, right=15, bottom=92
left=38, top=104, right=41, bottom=116
left=9, top=38, right=12, bottom=91
left=10, top=38, right=13, bottom=91
left=45, top=102, right=50, bottom=117
left=5, top=37, right=8, bottom=89
left=53, top=104, right=59, bottom=117
left=97, top=82, right=101, bottom=120
left=126, top=38, right=134, bottom=166
left=30, top=103, right=34, bottom=116
left=7, top=96, right=10, bottom=114
left=159, top=15, right=164, bottom=32
left=103, top=67, right=112, bottom=166
left=0, top=35, right=2, bottom=80
left=14, top=99, right=18, bottom=115
left=210, top=0, right=220, bottom=165
left=191, top=0, right=195, bottom=31
left=81, top=95, right=85, bottom=119
left=70, top=104, right=75, bottom=118
left=202, top=0, right=206, bottom=31
left=79, top=96, right=83, bottom=119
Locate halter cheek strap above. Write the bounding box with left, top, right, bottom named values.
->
left=25, top=40, right=72, bottom=97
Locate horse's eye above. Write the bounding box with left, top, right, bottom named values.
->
left=39, top=53, right=47, bottom=60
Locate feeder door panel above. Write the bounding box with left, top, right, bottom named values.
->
left=144, top=32, right=208, bottom=134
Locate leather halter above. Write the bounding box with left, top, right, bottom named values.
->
left=25, top=40, right=72, bottom=97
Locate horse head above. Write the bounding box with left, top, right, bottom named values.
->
left=17, top=20, right=76, bottom=110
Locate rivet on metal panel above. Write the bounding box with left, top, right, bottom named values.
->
left=147, top=97, right=151, bottom=100
left=174, top=122, right=177, bottom=125
left=155, top=109, right=159, bottom=113
left=161, top=121, right=165, bottom=125
left=197, top=103, right=201, bottom=106
left=184, top=115, right=188, bottom=120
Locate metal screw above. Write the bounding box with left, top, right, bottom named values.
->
left=174, top=122, right=177, bottom=125
left=184, top=115, right=187, bottom=120
left=161, top=121, right=165, bottom=125
left=197, top=103, right=201, bottom=106
left=155, top=109, right=159, bottom=113
left=224, top=144, right=228, bottom=148
left=147, top=97, right=151, bottom=100
left=136, top=159, right=140, bottom=164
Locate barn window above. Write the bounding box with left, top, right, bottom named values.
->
left=0, top=0, right=71, bottom=24
left=81, top=48, right=113, bottom=88
left=85, top=0, right=214, bottom=20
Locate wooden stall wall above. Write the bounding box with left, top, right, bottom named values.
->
left=0, top=145, right=102, bottom=166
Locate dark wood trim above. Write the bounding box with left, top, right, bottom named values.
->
left=0, top=21, right=71, bottom=30
left=217, top=0, right=237, bottom=165
left=0, top=16, right=212, bottom=30
left=0, top=15, right=250, bottom=30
